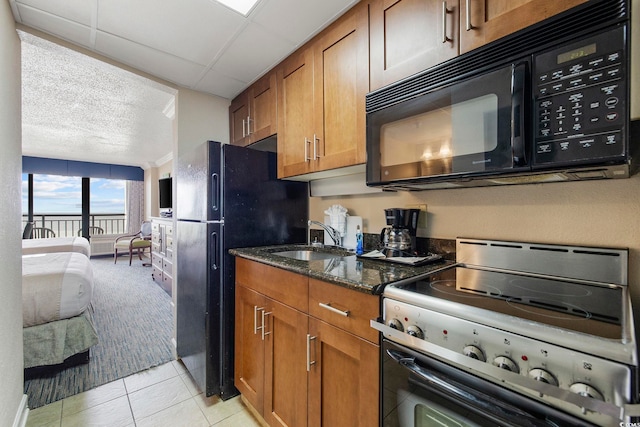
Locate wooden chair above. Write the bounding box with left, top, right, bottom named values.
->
left=77, top=226, right=105, bottom=237
left=31, top=227, right=56, bottom=239
left=113, top=221, right=152, bottom=265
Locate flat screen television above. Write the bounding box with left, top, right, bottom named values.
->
left=159, top=177, right=172, bottom=209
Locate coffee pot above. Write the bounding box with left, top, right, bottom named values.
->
left=380, top=208, right=420, bottom=256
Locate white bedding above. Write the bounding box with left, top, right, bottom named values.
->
left=22, top=252, right=94, bottom=327
left=22, top=237, right=91, bottom=257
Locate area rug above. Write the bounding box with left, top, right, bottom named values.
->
left=24, top=256, right=174, bottom=409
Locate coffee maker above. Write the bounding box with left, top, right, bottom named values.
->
left=380, top=208, right=420, bottom=256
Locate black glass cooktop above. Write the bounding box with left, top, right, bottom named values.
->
left=395, top=266, right=624, bottom=340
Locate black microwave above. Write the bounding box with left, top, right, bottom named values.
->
left=366, top=3, right=637, bottom=190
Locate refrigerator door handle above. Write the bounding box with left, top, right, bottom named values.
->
left=210, top=230, right=219, bottom=270
left=211, top=173, right=220, bottom=213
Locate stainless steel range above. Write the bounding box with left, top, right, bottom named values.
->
left=372, top=238, right=640, bottom=426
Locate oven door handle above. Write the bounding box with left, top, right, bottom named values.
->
left=387, top=348, right=552, bottom=426
left=374, top=319, right=630, bottom=421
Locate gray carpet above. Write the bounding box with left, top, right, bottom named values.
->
left=24, top=256, right=174, bottom=409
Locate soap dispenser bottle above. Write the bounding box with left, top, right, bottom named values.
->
left=355, top=225, right=364, bottom=255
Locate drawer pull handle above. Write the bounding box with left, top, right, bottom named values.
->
left=319, top=302, right=350, bottom=317
left=306, top=334, right=317, bottom=371
left=261, top=310, right=272, bottom=340
left=253, top=306, right=264, bottom=335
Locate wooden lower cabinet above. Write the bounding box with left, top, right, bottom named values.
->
left=234, top=258, right=380, bottom=427
left=308, top=319, right=379, bottom=427
left=234, top=286, right=266, bottom=413
left=263, top=297, right=309, bottom=427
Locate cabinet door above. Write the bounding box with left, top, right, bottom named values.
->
left=460, top=0, right=588, bottom=53
left=277, top=48, right=315, bottom=178
left=370, top=0, right=459, bottom=91
left=263, top=298, right=309, bottom=427
left=249, top=72, right=277, bottom=143
left=234, top=286, right=266, bottom=414
left=229, top=90, right=250, bottom=146
left=308, top=318, right=379, bottom=427
left=313, top=2, right=368, bottom=172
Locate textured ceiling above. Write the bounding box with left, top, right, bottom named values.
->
left=20, top=31, right=177, bottom=169
left=11, top=0, right=357, bottom=168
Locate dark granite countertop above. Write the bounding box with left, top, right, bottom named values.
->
left=229, top=244, right=455, bottom=295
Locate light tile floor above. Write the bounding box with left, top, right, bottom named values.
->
left=26, top=360, right=263, bottom=427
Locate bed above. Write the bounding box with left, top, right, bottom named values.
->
left=22, top=252, right=98, bottom=370
left=22, top=236, right=91, bottom=257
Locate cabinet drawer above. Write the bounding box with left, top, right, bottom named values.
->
left=309, top=278, right=379, bottom=343
left=152, top=256, right=163, bottom=270
left=236, top=258, right=308, bottom=312
left=165, top=225, right=173, bottom=236
left=163, top=258, right=173, bottom=275
left=166, top=236, right=173, bottom=251
left=152, top=265, right=163, bottom=283
left=152, top=222, right=160, bottom=232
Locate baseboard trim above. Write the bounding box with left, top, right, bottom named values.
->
left=13, top=395, right=29, bottom=427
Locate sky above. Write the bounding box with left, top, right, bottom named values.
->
left=22, top=174, right=125, bottom=214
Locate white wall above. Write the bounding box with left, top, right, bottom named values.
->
left=0, top=1, right=28, bottom=425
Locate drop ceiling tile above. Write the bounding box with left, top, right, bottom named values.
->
left=252, top=0, right=357, bottom=45
left=97, top=0, right=246, bottom=66
left=195, top=69, right=247, bottom=99
left=16, top=4, right=93, bottom=48
left=14, top=0, right=94, bottom=26
left=212, top=23, right=295, bottom=83
left=95, top=31, right=207, bottom=89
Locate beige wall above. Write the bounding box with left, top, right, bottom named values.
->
left=310, top=173, right=640, bottom=303
left=0, top=1, right=28, bottom=425
left=176, top=88, right=230, bottom=158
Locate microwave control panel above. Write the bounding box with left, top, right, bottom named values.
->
left=533, top=26, right=626, bottom=167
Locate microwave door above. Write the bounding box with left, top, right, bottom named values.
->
left=367, top=63, right=528, bottom=186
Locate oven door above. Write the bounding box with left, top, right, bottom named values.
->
left=367, top=63, right=529, bottom=187
left=382, top=340, right=592, bottom=427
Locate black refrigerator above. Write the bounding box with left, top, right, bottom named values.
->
left=175, top=141, right=308, bottom=399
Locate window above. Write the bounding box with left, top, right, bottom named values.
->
left=22, top=174, right=126, bottom=237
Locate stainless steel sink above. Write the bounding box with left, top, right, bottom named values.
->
left=272, top=250, right=341, bottom=261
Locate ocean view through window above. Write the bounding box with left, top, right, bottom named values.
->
left=22, top=174, right=126, bottom=237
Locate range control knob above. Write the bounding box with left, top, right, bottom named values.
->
left=493, top=356, right=520, bottom=373
left=406, top=325, right=424, bottom=339
left=570, top=383, right=604, bottom=401
left=528, top=368, right=558, bottom=386
left=463, top=345, right=486, bottom=362
left=387, top=318, right=404, bottom=332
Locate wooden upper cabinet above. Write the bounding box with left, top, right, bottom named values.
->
left=229, top=72, right=277, bottom=147
left=276, top=48, right=315, bottom=178
left=459, top=0, right=589, bottom=53
left=277, top=1, right=369, bottom=178
left=229, top=91, right=250, bottom=146
left=313, top=1, right=369, bottom=171
left=370, top=0, right=459, bottom=91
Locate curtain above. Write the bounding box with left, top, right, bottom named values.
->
left=125, top=180, right=144, bottom=234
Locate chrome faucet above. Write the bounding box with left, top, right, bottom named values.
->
left=308, top=220, right=342, bottom=247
